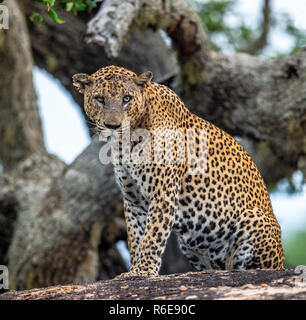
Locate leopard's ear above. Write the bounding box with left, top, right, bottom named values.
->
left=72, top=73, right=91, bottom=94
left=134, top=71, right=153, bottom=87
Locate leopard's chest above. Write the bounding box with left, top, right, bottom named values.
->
left=114, top=164, right=151, bottom=205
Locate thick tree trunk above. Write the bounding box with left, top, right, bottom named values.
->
left=190, top=50, right=306, bottom=179
left=0, top=0, right=49, bottom=271
left=7, top=137, right=126, bottom=290
left=0, top=0, right=45, bottom=171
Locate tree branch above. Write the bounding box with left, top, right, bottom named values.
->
left=193, top=50, right=306, bottom=178
left=244, top=0, right=272, bottom=55
left=85, top=0, right=210, bottom=86
left=86, top=0, right=210, bottom=58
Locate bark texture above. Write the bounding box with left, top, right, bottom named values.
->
left=7, top=137, right=124, bottom=290
left=1, top=269, right=306, bottom=300
left=85, top=0, right=210, bottom=70
left=195, top=50, right=306, bottom=179
left=0, top=0, right=45, bottom=171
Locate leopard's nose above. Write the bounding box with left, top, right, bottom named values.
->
left=104, top=123, right=121, bottom=129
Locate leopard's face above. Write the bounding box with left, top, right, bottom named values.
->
left=73, top=66, right=152, bottom=130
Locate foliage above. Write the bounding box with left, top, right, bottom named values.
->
left=29, top=0, right=96, bottom=24
left=282, top=14, right=306, bottom=55
left=190, top=0, right=306, bottom=57
left=29, top=0, right=306, bottom=57
left=284, top=229, right=306, bottom=268
left=190, top=0, right=258, bottom=53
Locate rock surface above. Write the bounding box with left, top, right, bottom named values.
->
left=1, top=269, right=306, bottom=300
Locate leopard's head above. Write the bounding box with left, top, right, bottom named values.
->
left=73, top=65, right=152, bottom=130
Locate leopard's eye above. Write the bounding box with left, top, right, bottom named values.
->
left=96, top=96, right=104, bottom=104
left=123, top=95, right=131, bottom=103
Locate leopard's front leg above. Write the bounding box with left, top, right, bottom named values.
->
left=123, top=199, right=147, bottom=267
left=116, top=194, right=177, bottom=279
left=136, top=196, right=176, bottom=274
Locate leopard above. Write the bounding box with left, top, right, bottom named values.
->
left=73, top=65, right=284, bottom=278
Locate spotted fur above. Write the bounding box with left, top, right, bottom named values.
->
left=73, top=65, right=284, bottom=277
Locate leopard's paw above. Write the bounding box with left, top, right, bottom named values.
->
left=114, top=269, right=156, bottom=280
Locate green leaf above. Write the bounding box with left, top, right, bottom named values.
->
left=86, top=0, right=97, bottom=8
left=29, top=13, right=44, bottom=24
left=74, top=1, right=87, bottom=11
left=66, top=2, right=74, bottom=11
left=48, top=0, right=56, bottom=6
left=48, top=8, right=65, bottom=24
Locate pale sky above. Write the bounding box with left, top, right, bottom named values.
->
left=33, top=0, right=306, bottom=243
left=33, top=68, right=90, bottom=164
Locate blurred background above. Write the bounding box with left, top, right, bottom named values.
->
left=0, top=0, right=305, bottom=291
